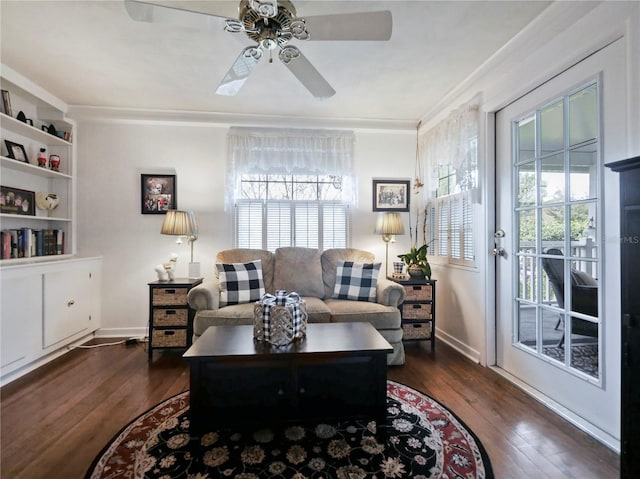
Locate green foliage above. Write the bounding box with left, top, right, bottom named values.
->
left=398, top=244, right=431, bottom=279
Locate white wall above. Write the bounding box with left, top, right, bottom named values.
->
left=75, top=118, right=415, bottom=334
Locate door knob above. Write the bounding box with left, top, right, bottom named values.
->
left=492, top=247, right=506, bottom=257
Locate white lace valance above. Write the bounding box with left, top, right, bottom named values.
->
left=226, top=127, right=356, bottom=209
left=419, top=104, right=479, bottom=201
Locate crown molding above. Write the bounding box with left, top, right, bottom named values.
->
left=68, top=105, right=417, bottom=132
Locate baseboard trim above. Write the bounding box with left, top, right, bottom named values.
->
left=434, top=328, right=482, bottom=364
left=94, top=327, right=148, bottom=339
left=489, top=365, right=620, bottom=453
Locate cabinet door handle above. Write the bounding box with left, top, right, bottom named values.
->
left=67, top=300, right=75, bottom=307
left=165, top=289, right=176, bottom=294
left=163, top=330, right=175, bottom=336
left=412, top=304, right=421, bottom=309
left=166, top=310, right=176, bottom=315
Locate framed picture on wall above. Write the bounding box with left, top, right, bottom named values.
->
left=372, top=179, right=410, bottom=212
left=141, top=174, right=177, bottom=214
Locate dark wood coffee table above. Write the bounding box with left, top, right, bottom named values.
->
left=183, top=322, right=392, bottom=437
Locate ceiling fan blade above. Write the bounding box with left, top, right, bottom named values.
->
left=279, top=46, right=335, bottom=99
left=124, top=0, right=233, bottom=27
left=295, top=11, right=392, bottom=41
left=216, top=46, right=264, bottom=96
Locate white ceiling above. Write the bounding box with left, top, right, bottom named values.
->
left=0, top=1, right=551, bottom=124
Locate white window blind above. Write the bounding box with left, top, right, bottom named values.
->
left=438, top=201, right=449, bottom=257
left=237, top=200, right=348, bottom=251
left=431, top=192, right=475, bottom=265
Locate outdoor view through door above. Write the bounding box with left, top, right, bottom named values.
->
left=514, top=81, right=600, bottom=380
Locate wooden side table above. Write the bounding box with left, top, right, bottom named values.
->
left=148, top=277, right=202, bottom=359
left=390, top=277, right=437, bottom=350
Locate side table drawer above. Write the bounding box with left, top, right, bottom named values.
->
left=153, top=308, right=188, bottom=327
left=404, top=284, right=432, bottom=301
left=153, top=287, right=188, bottom=306
left=152, top=328, right=187, bottom=348
left=402, top=303, right=432, bottom=319
left=403, top=322, right=431, bottom=339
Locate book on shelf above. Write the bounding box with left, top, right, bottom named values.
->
left=0, top=228, right=64, bottom=259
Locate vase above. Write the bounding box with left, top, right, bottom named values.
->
left=407, top=266, right=425, bottom=279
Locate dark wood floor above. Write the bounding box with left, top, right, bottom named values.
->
left=1, top=339, right=619, bottom=479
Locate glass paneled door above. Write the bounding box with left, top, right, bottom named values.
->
left=494, top=38, right=624, bottom=437
left=513, top=83, right=600, bottom=379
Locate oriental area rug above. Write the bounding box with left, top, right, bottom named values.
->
left=86, top=380, right=493, bottom=479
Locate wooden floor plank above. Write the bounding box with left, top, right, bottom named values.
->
left=0, top=339, right=619, bottom=479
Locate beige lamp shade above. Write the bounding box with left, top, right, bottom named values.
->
left=375, top=212, right=405, bottom=239
left=161, top=210, right=198, bottom=237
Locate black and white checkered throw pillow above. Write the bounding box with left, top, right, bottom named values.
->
left=217, top=260, right=265, bottom=306
left=332, top=260, right=381, bottom=302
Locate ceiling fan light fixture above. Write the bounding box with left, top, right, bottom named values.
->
left=249, top=0, right=278, bottom=18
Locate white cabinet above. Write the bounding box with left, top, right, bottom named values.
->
left=0, top=257, right=102, bottom=382
left=1, top=64, right=75, bottom=263
left=43, top=262, right=100, bottom=349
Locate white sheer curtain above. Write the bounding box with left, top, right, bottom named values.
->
left=226, top=127, right=356, bottom=210
left=419, top=104, right=480, bottom=202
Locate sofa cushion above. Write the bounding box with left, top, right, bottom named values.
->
left=217, top=260, right=265, bottom=306
left=274, top=247, right=325, bottom=298
left=321, top=248, right=376, bottom=299
left=324, top=298, right=402, bottom=330
left=332, top=261, right=381, bottom=302
left=216, top=249, right=275, bottom=293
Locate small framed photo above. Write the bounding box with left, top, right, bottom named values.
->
left=4, top=140, right=29, bottom=163
left=141, top=174, right=177, bottom=214
left=372, top=179, right=410, bottom=212
left=1, top=185, right=36, bottom=216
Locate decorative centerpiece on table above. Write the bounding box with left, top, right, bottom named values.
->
left=398, top=205, right=432, bottom=280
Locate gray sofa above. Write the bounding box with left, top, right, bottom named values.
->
left=187, top=247, right=406, bottom=365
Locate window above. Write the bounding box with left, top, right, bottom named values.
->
left=433, top=192, right=475, bottom=264
left=422, top=104, right=479, bottom=266
left=236, top=175, right=349, bottom=251
left=227, top=128, right=355, bottom=252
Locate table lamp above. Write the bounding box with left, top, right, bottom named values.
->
left=374, top=212, right=405, bottom=277
left=161, top=209, right=200, bottom=278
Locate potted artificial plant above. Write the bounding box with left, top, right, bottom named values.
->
left=397, top=243, right=431, bottom=280
left=398, top=202, right=431, bottom=280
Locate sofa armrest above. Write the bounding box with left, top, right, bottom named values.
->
left=376, top=278, right=406, bottom=307
left=187, top=280, right=220, bottom=311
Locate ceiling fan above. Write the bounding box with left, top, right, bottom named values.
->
left=124, top=0, right=392, bottom=99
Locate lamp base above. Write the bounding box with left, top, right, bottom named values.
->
left=188, top=262, right=201, bottom=279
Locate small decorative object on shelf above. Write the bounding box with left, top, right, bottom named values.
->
left=1, top=185, right=35, bottom=216
left=4, top=140, right=29, bottom=164
left=49, top=154, right=60, bottom=171
left=1, top=89, right=12, bottom=116
left=35, top=192, right=59, bottom=211
left=37, top=148, right=47, bottom=168
left=254, top=290, right=307, bottom=346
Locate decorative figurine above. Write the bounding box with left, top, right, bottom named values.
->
left=163, top=253, right=178, bottom=281
left=37, top=148, right=47, bottom=168
left=49, top=154, right=60, bottom=171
